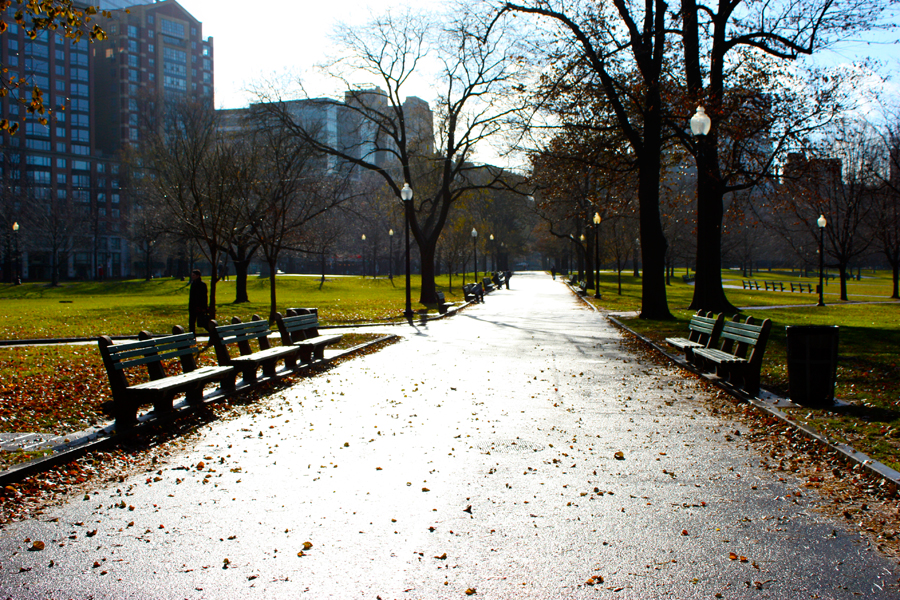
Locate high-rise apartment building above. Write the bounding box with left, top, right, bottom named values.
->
left=92, top=0, right=214, bottom=154
left=0, top=0, right=212, bottom=281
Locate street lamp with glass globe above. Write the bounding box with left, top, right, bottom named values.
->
left=471, top=228, right=478, bottom=282
left=817, top=214, right=827, bottom=307
left=388, top=229, right=394, bottom=282
left=400, top=183, right=414, bottom=321
left=12, top=222, right=20, bottom=285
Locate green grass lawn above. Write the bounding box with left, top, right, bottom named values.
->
left=0, top=273, right=468, bottom=443
left=582, top=268, right=900, bottom=471
left=0, top=274, right=470, bottom=339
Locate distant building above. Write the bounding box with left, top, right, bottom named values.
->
left=223, top=87, right=435, bottom=178
left=92, top=0, right=214, bottom=155
left=0, top=0, right=212, bottom=281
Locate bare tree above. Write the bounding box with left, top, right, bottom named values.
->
left=775, top=119, right=878, bottom=300
left=136, top=96, right=240, bottom=321
left=254, top=7, right=526, bottom=304
left=242, top=110, right=356, bottom=320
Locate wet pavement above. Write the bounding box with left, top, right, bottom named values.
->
left=0, top=271, right=897, bottom=599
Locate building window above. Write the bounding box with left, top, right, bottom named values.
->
left=128, top=69, right=139, bottom=82
left=72, top=145, right=90, bottom=155
left=72, top=128, right=89, bottom=142
left=128, top=25, right=138, bottom=38
left=55, top=80, right=65, bottom=91
left=148, top=29, right=154, bottom=38
left=128, top=39, right=138, bottom=53
left=56, top=142, right=66, bottom=152
left=57, top=173, right=67, bottom=185
left=72, top=160, right=89, bottom=171
left=203, top=58, right=211, bottom=71
left=191, top=26, right=197, bottom=36
left=55, top=49, right=64, bottom=61
left=128, top=54, right=139, bottom=67
left=161, top=18, right=185, bottom=38
left=148, top=72, right=155, bottom=81
left=26, top=139, right=51, bottom=150
left=55, top=126, right=65, bottom=137
left=57, top=188, right=66, bottom=199
left=56, top=158, right=66, bottom=168
left=55, top=64, right=65, bottom=76
left=147, top=15, right=154, bottom=25
left=202, top=45, right=210, bottom=56
left=26, top=155, right=51, bottom=166
left=148, top=43, right=154, bottom=53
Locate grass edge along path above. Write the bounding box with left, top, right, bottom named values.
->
left=576, top=269, right=900, bottom=474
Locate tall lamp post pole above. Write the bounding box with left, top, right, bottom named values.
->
left=593, top=212, right=602, bottom=298
left=690, top=105, right=711, bottom=286
left=12, top=222, right=20, bottom=285
left=471, top=228, right=478, bottom=283
left=360, top=234, right=366, bottom=277
left=489, top=234, right=494, bottom=272
left=817, top=214, right=827, bottom=307
left=400, top=183, right=414, bottom=321
left=388, top=229, right=394, bottom=283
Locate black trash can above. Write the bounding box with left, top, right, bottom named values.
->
left=786, top=325, right=839, bottom=407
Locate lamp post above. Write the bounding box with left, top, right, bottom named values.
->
left=593, top=212, right=602, bottom=298
left=690, top=105, right=711, bottom=285
left=12, top=221, right=19, bottom=285
left=817, top=214, right=827, bottom=307
left=489, top=234, right=494, bottom=272
left=361, top=234, right=366, bottom=277
left=471, top=228, right=478, bottom=283
left=400, top=183, right=413, bottom=321
left=388, top=229, right=394, bottom=282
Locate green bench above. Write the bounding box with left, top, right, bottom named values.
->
left=665, top=311, right=724, bottom=365
left=693, top=316, right=772, bottom=396
left=97, top=329, right=235, bottom=428
left=435, top=291, right=454, bottom=315
left=273, top=309, right=342, bottom=364
left=207, top=316, right=303, bottom=385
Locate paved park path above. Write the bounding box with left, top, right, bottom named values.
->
left=0, top=272, right=897, bottom=599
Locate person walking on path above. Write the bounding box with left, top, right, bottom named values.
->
left=188, top=269, right=208, bottom=333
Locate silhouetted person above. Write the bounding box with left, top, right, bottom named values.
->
left=189, top=269, right=208, bottom=334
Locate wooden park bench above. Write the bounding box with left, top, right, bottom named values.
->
left=207, top=316, right=302, bottom=385
left=693, top=316, right=772, bottom=396
left=464, top=282, right=484, bottom=303
left=435, top=291, right=455, bottom=315
left=790, top=282, right=813, bottom=293
left=664, top=310, right=724, bottom=365
left=482, top=276, right=496, bottom=293
left=97, top=329, right=235, bottom=428
left=682, top=274, right=695, bottom=283
left=274, top=308, right=343, bottom=364
left=576, top=280, right=588, bottom=295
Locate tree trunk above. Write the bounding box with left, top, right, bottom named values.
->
left=689, top=138, right=737, bottom=314
left=419, top=239, right=437, bottom=304
left=637, top=122, right=673, bottom=320
left=891, top=261, right=899, bottom=299
left=145, top=248, right=152, bottom=281
left=233, top=258, right=250, bottom=303
left=839, top=264, right=849, bottom=301
left=51, top=249, right=59, bottom=287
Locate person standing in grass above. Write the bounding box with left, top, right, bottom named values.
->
left=189, top=269, right=208, bottom=333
